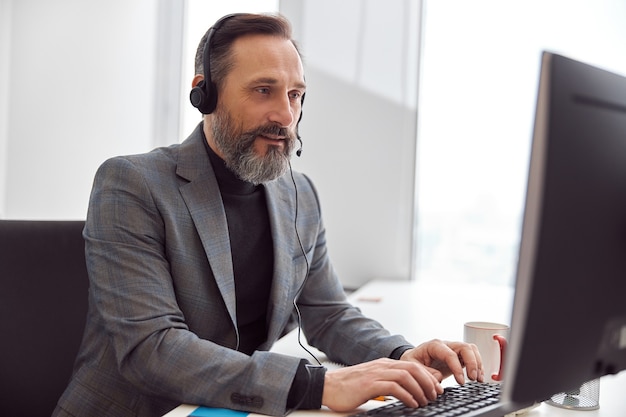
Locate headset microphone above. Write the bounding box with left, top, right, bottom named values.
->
left=296, top=136, right=303, bottom=157
left=295, top=98, right=304, bottom=157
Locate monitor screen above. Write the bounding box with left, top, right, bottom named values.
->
left=504, top=52, right=626, bottom=405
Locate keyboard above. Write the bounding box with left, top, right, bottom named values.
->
left=350, top=382, right=502, bottom=417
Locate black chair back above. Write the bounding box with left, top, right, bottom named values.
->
left=0, top=220, right=88, bottom=417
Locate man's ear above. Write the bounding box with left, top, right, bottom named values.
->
left=192, top=74, right=204, bottom=88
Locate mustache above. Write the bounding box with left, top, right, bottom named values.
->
left=236, top=124, right=297, bottom=156
left=250, top=124, right=295, bottom=140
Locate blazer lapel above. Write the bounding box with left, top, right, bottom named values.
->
left=174, top=124, right=305, bottom=349
left=176, top=125, right=238, bottom=334
left=263, top=178, right=301, bottom=345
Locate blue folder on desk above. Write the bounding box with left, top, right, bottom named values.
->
left=189, top=407, right=249, bottom=417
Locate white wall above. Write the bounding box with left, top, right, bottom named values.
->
left=0, top=0, right=12, bottom=217
left=1, top=0, right=418, bottom=289
left=0, top=0, right=178, bottom=219
left=281, top=0, right=420, bottom=288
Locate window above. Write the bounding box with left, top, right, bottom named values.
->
left=415, top=0, right=626, bottom=285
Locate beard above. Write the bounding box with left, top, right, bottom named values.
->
left=211, top=107, right=297, bottom=185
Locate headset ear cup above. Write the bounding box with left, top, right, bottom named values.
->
left=190, top=80, right=208, bottom=111
left=190, top=80, right=219, bottom=114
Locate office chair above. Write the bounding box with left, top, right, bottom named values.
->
left=0, top=220, right=88, bottom=417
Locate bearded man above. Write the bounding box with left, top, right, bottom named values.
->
left=53, top=13, right=482, bottom=417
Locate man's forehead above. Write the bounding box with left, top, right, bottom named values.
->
left=229, top=34, right=304, bottom=81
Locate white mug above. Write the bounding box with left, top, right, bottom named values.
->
left=464, top=321, right=509, bottom=383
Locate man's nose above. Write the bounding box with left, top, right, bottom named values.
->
left=268, top=94, right=295, bottom=127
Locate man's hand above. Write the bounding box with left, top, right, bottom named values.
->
left=320, top=340, right=483, bottom=412
left=321, top=358, right=444, bottom=412
left=400, top=339, right=484, bottom=385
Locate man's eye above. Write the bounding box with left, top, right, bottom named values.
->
left=256, top=87, right=270, bottom=94
left=289, top=91, right=302, bottom=100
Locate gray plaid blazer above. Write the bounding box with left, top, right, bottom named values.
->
left=53, top=123, right=409, bottom=417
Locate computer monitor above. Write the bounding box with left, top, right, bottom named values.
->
left=503, top=51, right=626, bottom=406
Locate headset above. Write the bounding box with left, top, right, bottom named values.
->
left=189, top=14, right=305, bottom=157
left=189, top=14, right=237, bottom=115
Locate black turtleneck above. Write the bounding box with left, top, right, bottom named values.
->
left=203, top=135, right=325, bottom=410
left=204, top=139, right=274, bottom=356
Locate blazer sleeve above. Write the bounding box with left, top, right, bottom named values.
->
left=291, top=174, right=412, bottom=365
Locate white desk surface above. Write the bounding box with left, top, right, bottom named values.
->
left=164, top=280, right=626, bottom=417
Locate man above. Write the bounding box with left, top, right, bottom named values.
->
left=53, top=13, right=483, bottom=417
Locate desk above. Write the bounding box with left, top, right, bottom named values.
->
left=164, top=280, right=626, bottom=417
